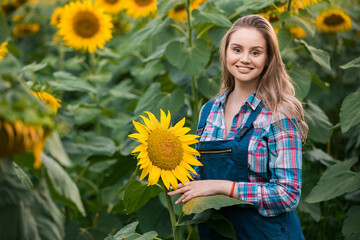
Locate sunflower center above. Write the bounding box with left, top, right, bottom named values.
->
left=73, top=11, right=100, bottom=38
left=174, top=5, right=185, bottom=12
left=105, top=0, right=119, bottom=4
left=324, top=14, right=345, bottom=26
left=135, top=0, right=153, bottom=7
left=147, top=129, right=183, bottom=170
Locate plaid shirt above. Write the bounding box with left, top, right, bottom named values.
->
left=196, top=91, right=302, bottom=217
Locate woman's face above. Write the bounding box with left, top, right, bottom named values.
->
left=226, top=27, right=268, bottom=88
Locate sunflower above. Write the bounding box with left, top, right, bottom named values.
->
left=316, top=9, right=352, bottom=33
left=168, top=0, right=206, bottom=21
left=122, top=0, right=157, bottom=19
left=95, top=0, right=125, bottom=14
left=0, top=41, right=9, bottom=60
left=58, top=0, right=113, bottom=53
left=290, top=26, right=307, bottom=38
left=50, top=6, right=63, bottom=28
left=301, top=0, right=321, bottom=7
left=12, top=23, right=40, bottom=37
left=31, top=91, right=62, bottom=114
left=12, top=14, right=24, bottom=22
left=0, top=118, right=48, bottom=169
left=129, top=110, right=202, bottom=190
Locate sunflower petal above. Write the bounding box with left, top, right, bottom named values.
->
left=128, top=133, right=147, bottom=141
left=181, top=161, right=197, bottom=175
left=170, top=117, right=185, bottom=132
left=182, top=144, right=200, bottom=156
left=139, top=166, right=150, bottom=180
left=167, top=171, right=179, bottom=189
left=161, top=169, right=170, bottom=189
left=182, top=139, right=199, bottom=145
left=145, top=111, right=159, bottom=130
left=173, top=126, right=191, bottom=136
left=132, top=144, right=147, bottom=153
left=160, top=109, right=171, bottom=130
left=148, top=166, right=161, bottom=185
left=133, top=120, right=149, bottom=135
left=184, top=153, right=203, bottom=166
left=178, top=134, right=199, bottom=142
left=140, top=115, right=155, bottom=131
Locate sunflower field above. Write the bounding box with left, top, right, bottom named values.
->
left=0, top=0, right=359, bottom=239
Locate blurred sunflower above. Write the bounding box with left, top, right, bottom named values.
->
left=0, top=118, right=48, bottom=169
left=0, top=41, right=9, bottom=60
left=168, top=0, right=206, bottom=21
left=58, top=0, right=113, bottom=53
left=129, top=110, right=202, bottom=190
left=50, top=6, right=63, bottom=28
left=12, top=0, right=27, bottom=7
left=290, top=26, right=307, bottom=38
left=12, top=14, right=24, bottom=22
left=12, top=23, right=40, bottom=37
left=301, top=0, right=321, bottom=7
left=31, top=91, right=61, bottom=114
left=122, top=0, right=157, bottom=19
left=316, top=9, right=352, bottom=33
left=95, top=0, right=124, bottom=14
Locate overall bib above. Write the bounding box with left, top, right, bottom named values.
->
left=195, top=99, right=304, bottom=240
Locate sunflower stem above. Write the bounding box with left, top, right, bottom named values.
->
left=186, top=0, right=192, bottom=47
left=191, top=76, right=199, bottom=124
left=162, top=184, right=179, bottom=240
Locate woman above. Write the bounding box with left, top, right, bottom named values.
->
left=168, top=14, right=308, bottom=239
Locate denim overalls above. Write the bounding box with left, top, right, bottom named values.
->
left=195, top=99, right=304, bottom=240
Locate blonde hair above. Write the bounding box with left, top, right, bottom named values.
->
left=219, top=14, right=308, bottom=141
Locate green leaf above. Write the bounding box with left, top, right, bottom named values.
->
left=157, top=89, right=185, bottom=116
left=123, top=181, right=163, bottom=214
left=45, top=132, right=72, bottom=167
left=182, top=195, right=251, bottom=215
left=157, top=0, right=185, bottom=17
left=298, top=200, right=321, bottom=222
left=288, top=63, right=311, bottom=100
left=21, top=62, right=47, bottom=73
left=165, top=39, right=211, bottom=76
left=134, top=82, right=166, bottom=115
left=113, top=222, right=138, bottom=238
left=280, top=10, right=316, bottom=37
left=131, top=18, right=172, bottom=43
left=236, top=0, right=274, bottom=12
left=278, top=28, right=292, bottom=52
left=340, top=56, right=360, bottom=69
left=198, top=76, right=219, bottom=99
left=305, top=158, right=360, bottom=203
left=0, top=12, right=10, bottom=42
left=109, top=79, right=138, bottom=100
left=50, top=72, right=96, bottom=93
left=70, top=106, right=102, bottom=125
left=340, top=89, right=360, bottom=133
left=42, top=154, right=86, bottom=216
left=192, top=4, right=232, bottom=27
left=295, top=39, right=331, bottom=71
left=342, top=206, right=360, bottom=240
left=311, top=74, right=330, bottom=90
left=304, top=147, right=339, bottom=167
left=304, top=101, right=333, bottom=143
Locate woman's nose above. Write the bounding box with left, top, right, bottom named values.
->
left=240, top=53, right=250, bottom=64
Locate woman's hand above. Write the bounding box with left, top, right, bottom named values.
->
left=167, top=180, right=236, bottom=204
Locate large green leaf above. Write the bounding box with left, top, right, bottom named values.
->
left=340, top=56, right=360, bottom=69
left=134, top=82, right=166, bottom=115
left=182, top=195, right=251, bottom=215
left=295, top=39, right=331, bottom=71
left=278, top=28, right=292, bottom=52
left=109, top=79, right=138, bottom=100
left=304, top=101, right=333, bottom=143
left=42, top=154, right=86, bottom=216
left=45, top=132, right=72, bottom=167
left=157, top=0, right=185, bottom=17
left=304, top=147, right=339, bottom=167
left=105, top=221, right=158, bottom=240
left=192, top=3, right=232, bottom=27
left=298, top=200, right=321, bottom=222
left=131, top=18, right=172, bottom=43
left=280, top=10, right=316, bottom=36
left=342, top=206, right=360, bottom=240
left=165, top=39, right=211, bottom=76
left=198, top=76, right=219, bottom=99
left=340, top=89, right=360, bottom=133
left=123, top=180, right=163, bottom=214
left=69, top=106, right=102, bottom=125
left=236, top=0, right=274, bottom=12
left=305, top=158, right=360, bottom=203
left=50, top=71, right=96, bottom=93
left=157, top=89, right=185, bottom=116
left=288, top=63, right=311, bottom=100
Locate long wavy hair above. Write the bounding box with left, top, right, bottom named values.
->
left=219, top=14, right=308, bottom=141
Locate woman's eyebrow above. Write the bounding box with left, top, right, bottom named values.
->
left=229, top=43, right=264, bottom=49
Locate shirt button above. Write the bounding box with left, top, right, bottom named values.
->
left=281, top=227, right=286, bottom=233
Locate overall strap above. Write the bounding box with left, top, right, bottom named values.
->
left=196, top=99, right=215, bottom=136
left=235, top=101, right=264, bottom=140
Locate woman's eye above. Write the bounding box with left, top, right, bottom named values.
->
left=233, top=48, right=241, bottom=53
left=251, top=51, right=260, bottom=56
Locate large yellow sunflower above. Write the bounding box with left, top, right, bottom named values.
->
left=58, top=0, right=113, bottom=53
left=0, top=118, right=48, bottom=169
left=50, top=6, right=63, bottom=28
left=316, top=9, right=352, bottom=33
left=122, top=0, right=157, bottom=19
left=31, top=91, right=62, bottom=114
left=0, top=41, right=9, bottom=60
left=95, top=0, right=125, bottom=14
left=168, top=0, right=206, bottom=21
left=129, top=110, right=202, bottom=190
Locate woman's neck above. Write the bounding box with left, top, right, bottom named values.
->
left=229, top=82, right=258, bottom=104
